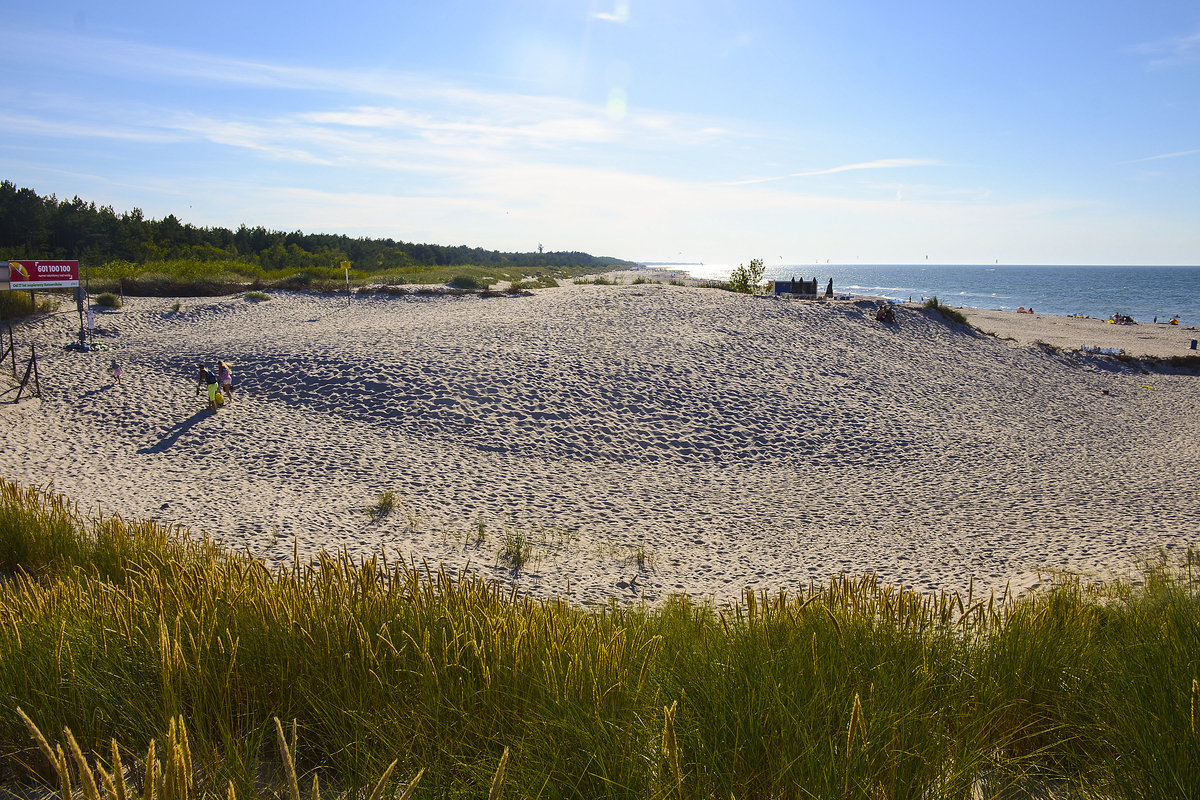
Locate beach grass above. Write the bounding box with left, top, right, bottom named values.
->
left=83, top=259, right=603, bottom=298
left=447, top=275, right=484, bottom=290
left=1, top=479, right=1198, bottom=799
left=923, top=296, right=970, bottom=325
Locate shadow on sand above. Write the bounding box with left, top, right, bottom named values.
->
left=138, top=409, right=211, bottom=454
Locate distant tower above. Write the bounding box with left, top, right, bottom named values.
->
left=538, top=242, right=544, bottom=254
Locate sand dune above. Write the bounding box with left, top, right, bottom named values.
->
left=3, top=283, right=1197, bottom=604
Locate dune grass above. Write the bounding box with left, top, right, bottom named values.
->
left=84, top=259, right=599, bottom=298
left=1, top=479, right=1197, bottom=799
left=0, top=292, right=61, bottom=320
left=923, top=296, right=971, bottom=325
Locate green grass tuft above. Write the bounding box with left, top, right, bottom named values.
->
left=924, top=296, right=970, bottom=325
left=364, top=489, right=396, bottom=521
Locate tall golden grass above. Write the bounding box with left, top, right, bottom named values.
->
left=1, top=478, right=1197, bottom=798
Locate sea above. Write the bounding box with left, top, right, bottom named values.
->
left=674, top=264, right=1200, bottom=326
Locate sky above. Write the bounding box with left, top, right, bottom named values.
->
left=2, top=0, right=1198, bottom=266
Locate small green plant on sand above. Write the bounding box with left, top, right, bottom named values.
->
left=170, top=300, right=183, bottom=312
left=244, top=291, right=271, bottom=302
left=728, top=258, right=765, bottom=294
left=365, top=489, right=396, bottom=521
left=94, top=292, right=122, bottom=309
left=924, top=296, right=969, bottom=325
left=499, top=527, right=533, bottom=570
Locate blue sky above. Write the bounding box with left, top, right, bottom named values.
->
left=2, top=0, right=1197, bottom=265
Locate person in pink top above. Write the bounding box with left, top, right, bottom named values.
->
left=217, top=360, right=234, bottom=403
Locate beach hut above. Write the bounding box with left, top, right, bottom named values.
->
left=773, top=277, right=818, bottom=297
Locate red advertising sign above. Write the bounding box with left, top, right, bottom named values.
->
left=5, top=260, right=80, bottom=289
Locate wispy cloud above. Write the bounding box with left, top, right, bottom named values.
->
left=0, top=110, right=186, bottom=144
left=1120, top=148, right=1200, bottom=165
left=3, top=28, right=744, bottom=183
left=1129, top=28, right=1200, bottom=68
left=721, top=158, right=944, bottom=186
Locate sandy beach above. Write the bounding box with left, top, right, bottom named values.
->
left=3, top=282, right=1198, bottom=605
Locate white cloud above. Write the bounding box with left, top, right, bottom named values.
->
left=0, top=111, right=182, bottom=143
left=1120, top=148, right=1200, bottom=164
left=593, top=0, right=630, bottom=24
left=1129, top=28, right=1200, bottom=68
left=721, top=158, right=944, bottom=186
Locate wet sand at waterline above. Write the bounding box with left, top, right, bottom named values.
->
left=3, top=283, right=1197, bottom=604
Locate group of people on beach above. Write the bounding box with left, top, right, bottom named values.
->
left=196, top=361, right=234, bottom=413
left=102, top=358, right=235, bottom=413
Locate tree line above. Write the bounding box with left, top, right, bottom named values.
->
left=0, top=181, right=632, bottom=273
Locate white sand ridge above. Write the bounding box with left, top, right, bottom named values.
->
left=2, top=283, right=1197, bottom=605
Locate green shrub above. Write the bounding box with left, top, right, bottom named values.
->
left=244, top=291, right=270, bottom=302
left=448, top=274, right=482, bottom=290
left=94, top=292, right=122, bottom=309
left=728, top=258, right=765, bottom=294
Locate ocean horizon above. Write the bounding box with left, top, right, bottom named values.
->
left=661, top=264, right=1200, bottom=326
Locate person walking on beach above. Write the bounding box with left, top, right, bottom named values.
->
left=195, top=363, right=211, bottom=396
left=217, top=360, right=234, bottom=404
left=204, top=368, right=220, bottom=413
left=107, top=359, right=123, bottom=385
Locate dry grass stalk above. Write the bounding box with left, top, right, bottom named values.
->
left=662, top=700, right=682, bottom=797
left=487, top=747, right=509, bottom=800
left=394, top=768, right=425, bottom=800
left=16, top=707, right=59, bottom=783
left=273, top=717, right=302, bottom=800
left=1193, top=678, right=1199, bottom=737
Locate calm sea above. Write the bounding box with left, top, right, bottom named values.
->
left=682, top=264, right=1200, bottom=326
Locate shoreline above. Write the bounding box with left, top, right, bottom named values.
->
left=620, top=263, right=1200, bottom=327
left=2, top=282, right=1198, bottom=605
left=610, top=266, right=1200, bottom=360
left=956, top=306, right=1199, bottom=360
